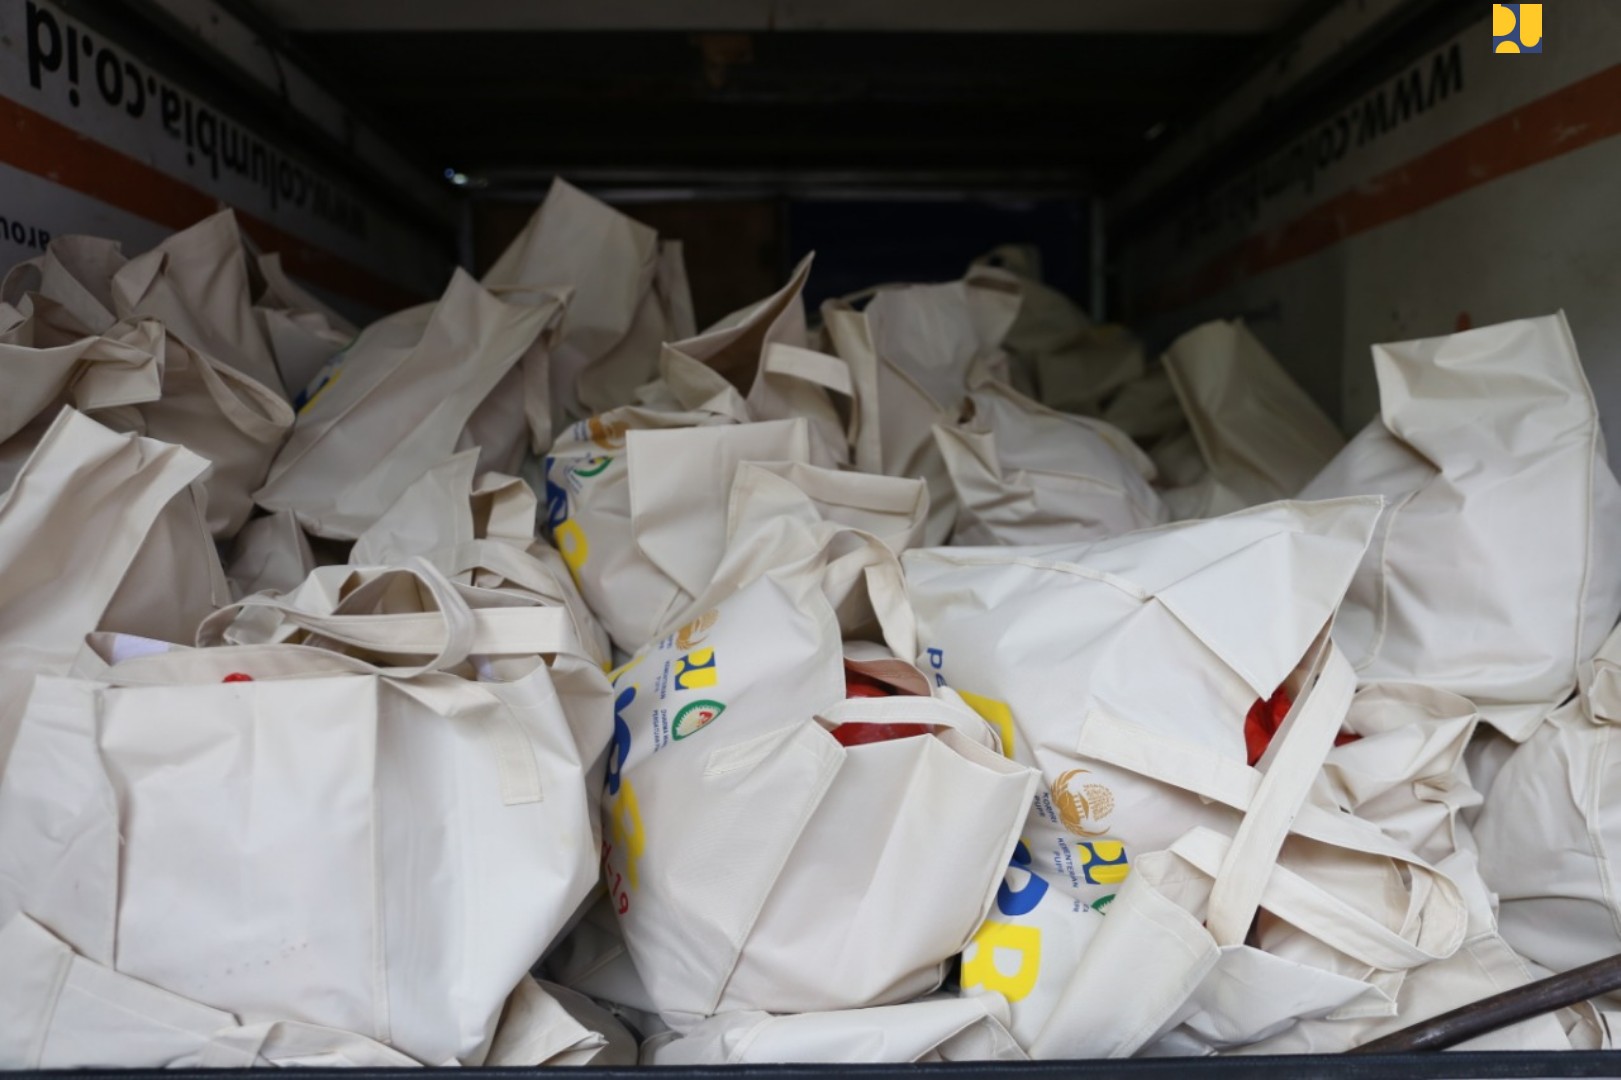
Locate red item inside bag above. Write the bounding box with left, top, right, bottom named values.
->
left=1244, top=686, right=1359, bottom=766
left=832, top=670, right=934, bottom=747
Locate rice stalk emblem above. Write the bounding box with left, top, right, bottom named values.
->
left=676, top=609, right=719, bottom=650
left=1053, top=769, right=1115, bottom=837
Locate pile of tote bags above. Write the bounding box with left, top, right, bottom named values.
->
left=1, top=179, right=1620, bottom=1066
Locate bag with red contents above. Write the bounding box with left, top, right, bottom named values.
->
left=906, top=498, right=1472, bottom=1055
left=600, top=567, right=1037, bottom=1029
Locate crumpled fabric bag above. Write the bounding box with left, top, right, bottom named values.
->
left=641, top=995, right=1026, bottom=1064
left=256, top=268, right=565, bottom=539
left=484, top=976, right=638, bottom=1066
left=1300, top=312, right=1621, bottom=738
left=352, top=449, right=612, bottom=672
left=0, top=559, right=606, bottom=1066
left=226, top=510, right=316, bottom=598
left=649, top=255, right=859, bottom=469
left=970, top=245, right=1144, bottom=414
left=0, top=408, right=227, bottom=771
left=253, top=251, right=356, bottom=399
left=933, top=359, right=1166, bottom=544
left=483, top=177, right=694, bottom=423
left=109, top=209, right=286, bottom=397
left=1475, top=622, right=1621, bottom=984
left=602, top=568, right=1036, bottom=1028
left=907, top=499, right=1470, bottom=1055
left=0, top=914, right=418, bottom=1068
left=823, top=270, right=1021, bottom=544
left=1159, top=319, right=1345, bottom=520
left=1, top=234, right=126, bottom=333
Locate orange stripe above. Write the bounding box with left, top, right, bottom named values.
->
left=0, top=94, right=435, bottom=313
left=1140, top=62, right=1621, bottom=316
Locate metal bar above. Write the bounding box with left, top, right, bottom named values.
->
left=1352, top=954, right=1621, bottom=1054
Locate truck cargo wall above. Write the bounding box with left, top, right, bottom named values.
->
left=1119, top=2, right=1621, bottom=460
left=0, top=0, right=452, bottom=323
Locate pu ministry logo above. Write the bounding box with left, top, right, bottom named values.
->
left=1492, top=4, right=1542, bottom=53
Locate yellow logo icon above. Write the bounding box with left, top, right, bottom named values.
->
left=1492, top=4, right=1542, bottom=53
left=675, top=609, right=719, bottom=650
left=1052, top=769, right=1115, bottom=837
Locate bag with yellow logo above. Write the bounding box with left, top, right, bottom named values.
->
left=1300, top=313, right=1621, bottom=739
left=641, top=994, right=1026, bottom=1064
left=0, top=559, right=607, bottom=1066
left=1157, top=320, right=1346, bottom=521
left=542, top=411, right=813, bottom=653
left=255, top=269, right=566, bottom=539
left=932, top=359, right=1167, bottom=545
left=600, top=572, right=1037, bottom=1028
left=906, top=498, right=1472, bottom=1055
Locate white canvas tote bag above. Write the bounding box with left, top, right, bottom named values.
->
left=0, top=561, right=604, bottom=1066
left=1475, top=622, right=1621, bottom=981
left=353, top=449, right=612, bottom=670
left=823, top=272, right=1021, bottom=545
left=602, top=573, right=1036, bottom=1027
left=0, top=408, right=226, bottom=770
left=483, top=177, right=694, bottom=422
left=933, top=360, right=1166, bottom=544
left=1159, top=319, right=1345, bottom=520
left=109, top=209, right=286, bottom=397
left=0, top=298, right=160, bottom=444
left=116, top=326, right=294, bottom=538
left=543, top=411, right=811, bottom=653
left=656, top=255, right=859, bottom=469
left=226, top=509, right=316, bottom=598
left=1300, top=312, right=1621, bottom=738
left=642, top=995, right=1026, bottom=1064
left=0, top=914, right=417, bottom=1068
left=970, top=244, right=1143, bottom=414
left=661, top=460, right=930, bottom=644
left=484, top=976, right=638, bottom=1066
left=256, top=268, right=564, bottom=539
left=253, top=251, right=356, bottom=402
left=1, top=234, right=125, bottom=333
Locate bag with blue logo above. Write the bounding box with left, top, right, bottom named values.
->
left=600, top=568, right=1037, bottom=1028
left=542, top=411, right=812, bottom=654
left=932, top=358, right=1167, bottom=545
left=256, top=269, right=566, bottom=539
left=1300, top=313, right=1621, bottom=740
left=906, top=498, right=1473, bottom=1055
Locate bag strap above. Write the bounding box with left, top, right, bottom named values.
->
left=1206, top=641, right=1354, bottom=945
left=1167, top=827, right=1459, bottom=971
left=1077, top=637, right=1352, bottom=946
left=197, top=558, right=570, bottom=674
left=817, top=691, right=985, bottom=744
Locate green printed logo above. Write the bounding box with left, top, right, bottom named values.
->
left=673, top=699, right=726, bottom=740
